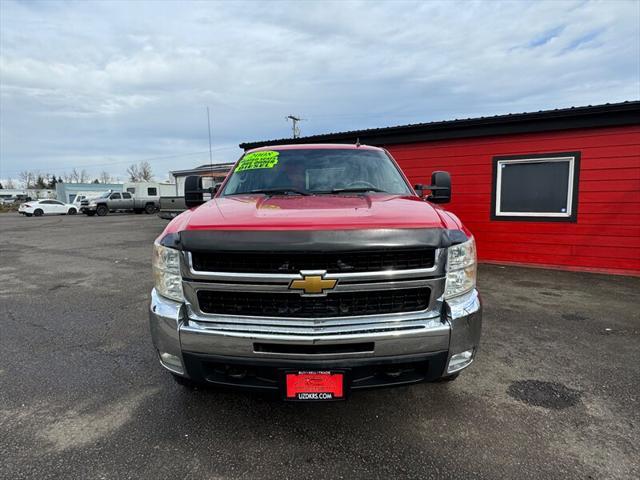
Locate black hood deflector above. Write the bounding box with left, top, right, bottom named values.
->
left=161, top=228, right=467, bottom=252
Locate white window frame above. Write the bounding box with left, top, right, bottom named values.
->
left=495, top=156, right=576, bottom=218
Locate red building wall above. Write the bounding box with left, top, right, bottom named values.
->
left=386, top=125, right=640, bottom=276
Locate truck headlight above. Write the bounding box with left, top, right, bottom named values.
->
left=88, top=202, right=97, bottom=207
left=152, top=241, right=184, bottom=302
left=445, top=237, right=477, bottom=299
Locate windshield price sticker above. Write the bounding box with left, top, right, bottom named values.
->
left=236, top=151, right=280, bottom=172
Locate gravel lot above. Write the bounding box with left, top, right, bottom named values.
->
left=1, top=213, right=638, bottom=479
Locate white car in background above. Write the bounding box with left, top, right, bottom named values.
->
left=18, top=199, right=78, bottom=217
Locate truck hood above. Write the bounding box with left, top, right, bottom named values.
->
left=174, top=194, right=454, bottom=231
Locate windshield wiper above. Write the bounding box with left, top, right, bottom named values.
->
left=328, top=187, right=387, bottom=194
left=249, top=188, right=310, bottom=196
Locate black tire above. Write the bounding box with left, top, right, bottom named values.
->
left=144, top=203, right=156, bottom=214
left=34, top=209, right=44, bottom=217
left=96, top=205, right=108, bottom=216
left=85, top=211, right=95, bottom=216
left=172, top=374, right=200, bottom=389
left=25, top=213, right=33, bottom=217
left=67, top=208, right=77, bottom=215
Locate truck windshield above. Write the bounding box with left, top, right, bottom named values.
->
left=221, top=149, right=412, bottom=196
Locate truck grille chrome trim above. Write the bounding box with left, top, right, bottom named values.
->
left=190, top=248, right=436, bottom=274
left=183, top=279, right=435, bottom=293
left=183, top=250, right=444, bottom=282
left=180, top=248, right=446, bottom=334
left=184, top=313, right=446, bottom=337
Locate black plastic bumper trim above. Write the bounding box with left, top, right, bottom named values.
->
left=181, top=350, right=449, bottom=393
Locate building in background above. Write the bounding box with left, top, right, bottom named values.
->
left=56, top=182, right=123, bottom=203
left=0, top=188, right=28, bottom=203
left=240, top=101, right=640, bottom=276
left=158, top=163, right=234, bottom=220
left=169, top=163, right=234, bottom=196
left=0, top=188, right=56, bottom=201
left=28, top=189, right=56, bottom=199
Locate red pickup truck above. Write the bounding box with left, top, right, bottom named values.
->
left=150, top=144, right=481, bottom=400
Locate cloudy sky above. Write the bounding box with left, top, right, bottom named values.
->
left=1, top=0, right=639, bottom=183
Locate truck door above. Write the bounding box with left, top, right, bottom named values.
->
left=109, top=192, right=122, bottom=210
left=121, top=192, right=134, bottom=209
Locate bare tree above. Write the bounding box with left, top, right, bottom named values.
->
left=79, top=169, right=89, bottom=183
left=138, top=161, right=153, bottom=181
left=99, top=171, right=112, bottom=184
left=126, top=164, right=140, bottom=182
left=126, top=161, right=154, bottom=182
left=69, top=168, right=80, bottom=183
left=18, top=170, right=36, bottom=188
left=4, top=178, right=16, bottom=189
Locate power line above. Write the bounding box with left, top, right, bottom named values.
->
left=207, top=106, right=214, bottom=178
left=207, top=106, right=213, bottom=164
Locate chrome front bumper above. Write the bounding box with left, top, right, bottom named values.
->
left=149, top=288, right=482, bottom=379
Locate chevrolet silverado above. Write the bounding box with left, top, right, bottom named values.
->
left=149, top=144, right=481, bottom=400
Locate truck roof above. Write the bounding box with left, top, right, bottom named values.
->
left=245, top=143, right=383, bottom=153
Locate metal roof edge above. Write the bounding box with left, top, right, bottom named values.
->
left=239, top=100, right=640, bottom=150
left=170, top=162, right=235, bottom=176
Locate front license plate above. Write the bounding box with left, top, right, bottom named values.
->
left=285, top=371, right=344, bottom=401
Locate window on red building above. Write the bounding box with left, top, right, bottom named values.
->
left=492, top=152, right=580, bottom=222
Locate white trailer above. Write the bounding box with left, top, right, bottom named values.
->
left=123, top=182, right=176, bottom=200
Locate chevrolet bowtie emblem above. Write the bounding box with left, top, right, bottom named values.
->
left=289, top=273, right=337, bottom=295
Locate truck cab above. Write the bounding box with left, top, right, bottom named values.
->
left=149, top=144, right=481, bottom=400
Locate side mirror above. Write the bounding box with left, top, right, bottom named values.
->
left=185, top=175, right=207, bottom=208
left=413, top=184, right=426, bottom=198
left=427, top=171, right=451, bottom=204
left=213, top=182, right=222, bottom=195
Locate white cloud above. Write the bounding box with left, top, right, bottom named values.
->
left=0, top=0, right=638, bottom=180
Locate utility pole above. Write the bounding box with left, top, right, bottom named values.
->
left=286, top=115, right=304, bottom=138
left=207, top=106, right=214, bottom=178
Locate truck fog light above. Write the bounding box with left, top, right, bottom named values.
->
left=447, top=349, right=474, bottom=373
left=159, top=351, right=184, bottom=374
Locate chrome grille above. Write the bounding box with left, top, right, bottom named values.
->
left=182, top=249, right=446, bottom=336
